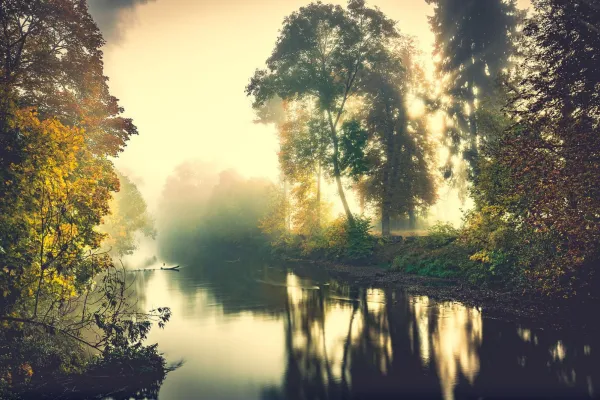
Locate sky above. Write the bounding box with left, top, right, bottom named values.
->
left=89, top=0, right=532, bottom=215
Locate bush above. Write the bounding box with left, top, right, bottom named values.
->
left=89, top=343, right=168, bottom=382
left=322, top=215, right=374, bottom=262
left=269, top=215, right=376, bottom=263
left=389, top=223, right=463, bottom=278
left=2, top=341, right=171, bottom=400
left=459, top=206, right=522, bottom=286
left=422, top=222, right=460, bottom=248
left=390, top=238, right=465, bottom=279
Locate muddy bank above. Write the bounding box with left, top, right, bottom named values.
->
left=286, top=258, right=599, bottom=333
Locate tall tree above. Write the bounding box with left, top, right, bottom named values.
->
left=496, top=0, right=600, bottom=296
left=357, top=39, right=437, bottom=235
left=277, top=102, right=331, bottom=230
left=0, top=0, right=136, bottom=158
left=246, top=0, right=398, bottom=224
left=426, top=0, right=523, bottom=175
left=0, top=109, right=117, bottom=316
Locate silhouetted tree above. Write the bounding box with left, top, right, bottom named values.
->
left=426, top=0, right=523, bottom=175
left=496, top=0, right=600, bottom=296
left=246, top=0, right=398, bottom=223
left=356, top=39, right=437, bottom=235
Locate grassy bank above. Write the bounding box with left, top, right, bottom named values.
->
left=269, top=220, right=524, bottom=293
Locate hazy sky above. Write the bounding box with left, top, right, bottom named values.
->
left=91, top=0, right=531, bottom=211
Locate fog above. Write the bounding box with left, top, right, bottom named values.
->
left=89, top=0, right=530, bottom=241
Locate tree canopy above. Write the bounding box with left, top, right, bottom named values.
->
left=246, top=0, right=399, bottom=223
left=426, top=0, right=523, bottom=175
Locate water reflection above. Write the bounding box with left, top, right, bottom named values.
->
left=127, top=260, right=600, bottom=400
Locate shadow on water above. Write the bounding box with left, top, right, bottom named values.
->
left=127, top=254, right=600, bottom=400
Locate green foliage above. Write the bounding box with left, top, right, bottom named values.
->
left=264, top=211, right=375, bottom=262
left=425, top=0, right=524, bottom=172
left=459, top=207, right=522, bottom=286
left=391, top=250, right=462, bottom=279
left=91, top=343, right=167, bottom=383
left=0, top=327, right=86, bottom=391
left=0, top=3, right=169, bottom=396
left=0, top=0, right=137, bottom=157
left=0, top=109, right=117, bottom=317
left=354, top=39, right=437, bottom=235
left=421, top=222, right=459, bottom=248
left=246, top=1, right=398, bottom=112
left=338, top=120, right=369, bottom=180
left=0, top=264, right=171, bottom=399
left=390, top=223, right=463, bottom=279
left=297, top=215, right=375, bottom=262
left=247, top=0, right=399, bottom=221
left=385, top=220, right=518, bottom=284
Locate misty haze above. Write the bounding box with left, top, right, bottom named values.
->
left=1, top=0, right=599, bottom=399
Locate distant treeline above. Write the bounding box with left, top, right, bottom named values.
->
left=156, top=163, right=274, bottom=262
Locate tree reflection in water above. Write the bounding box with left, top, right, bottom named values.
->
left=263, top=268, right=598, bottom=400
left=128, top=262, right=598, bottom=400
left=266, top=272, right=484, bottom=399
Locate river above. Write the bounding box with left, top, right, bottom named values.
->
left=128, top=258, right=599, bottom=400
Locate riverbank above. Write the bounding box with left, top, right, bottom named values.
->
left=285, top=258, right=600, bottom=333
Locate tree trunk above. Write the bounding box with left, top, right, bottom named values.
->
left=335, top=172, right=353, bottom=223
left=381, top=203, right=391, bottom=237
left=283, top=177, right=291, bottom=231
left=408, top=207, right=416, bottom=230
left=316, top=162, right=321, bottom=229
left=328, top=110, right=354, bottom=224
left=467, top=80, right=478, bottom=174
left=332, top=135, right=354, bottom=224
left=381, top=111, right=394, bottom=237
left=381, top=161, right=391, bottom=237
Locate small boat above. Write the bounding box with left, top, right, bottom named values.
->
left=160, top=265, right=180, bottom=271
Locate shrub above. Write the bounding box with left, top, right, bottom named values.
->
left=422, top=222, right=459, bottom=248
left=390, top=239, right=465, bottom=279
left=389, top=223, right=468, bottom=279
left=322, top=215, right=374, bottom=262
left=459, top=206, right=521, bottom=286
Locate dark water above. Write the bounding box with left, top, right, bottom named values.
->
left=130, top=258, right=599, bottom=400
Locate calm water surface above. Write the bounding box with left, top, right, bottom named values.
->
left=130, top=259, right=599, bottom=400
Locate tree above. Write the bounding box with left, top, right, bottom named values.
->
left=0, top=0, right=136, bottom=158
left=494, top=0, right=600, bottom=296
left=426, top=0, right=523, bottom=176
left=100, top=172, right=156, bottom=257
left=0, top=3, right=169, bottom=388
left=0, top=109, right=117, bottom=317
left=246, top=0, right=398, bottom=224
left=357, top=39, right=436, bottom=235
left=277, top=102, right=331, bottom=231
left=204, top=170, right=273, bottom=246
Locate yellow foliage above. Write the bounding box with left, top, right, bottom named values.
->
left=20, top=363, right=33, bottom=378
left=469, top=251, right=492, bottom=264
left=0, top=108, right=118, bottom=314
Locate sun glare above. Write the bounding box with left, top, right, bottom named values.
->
left=407, top=95, right=426, bottom=118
